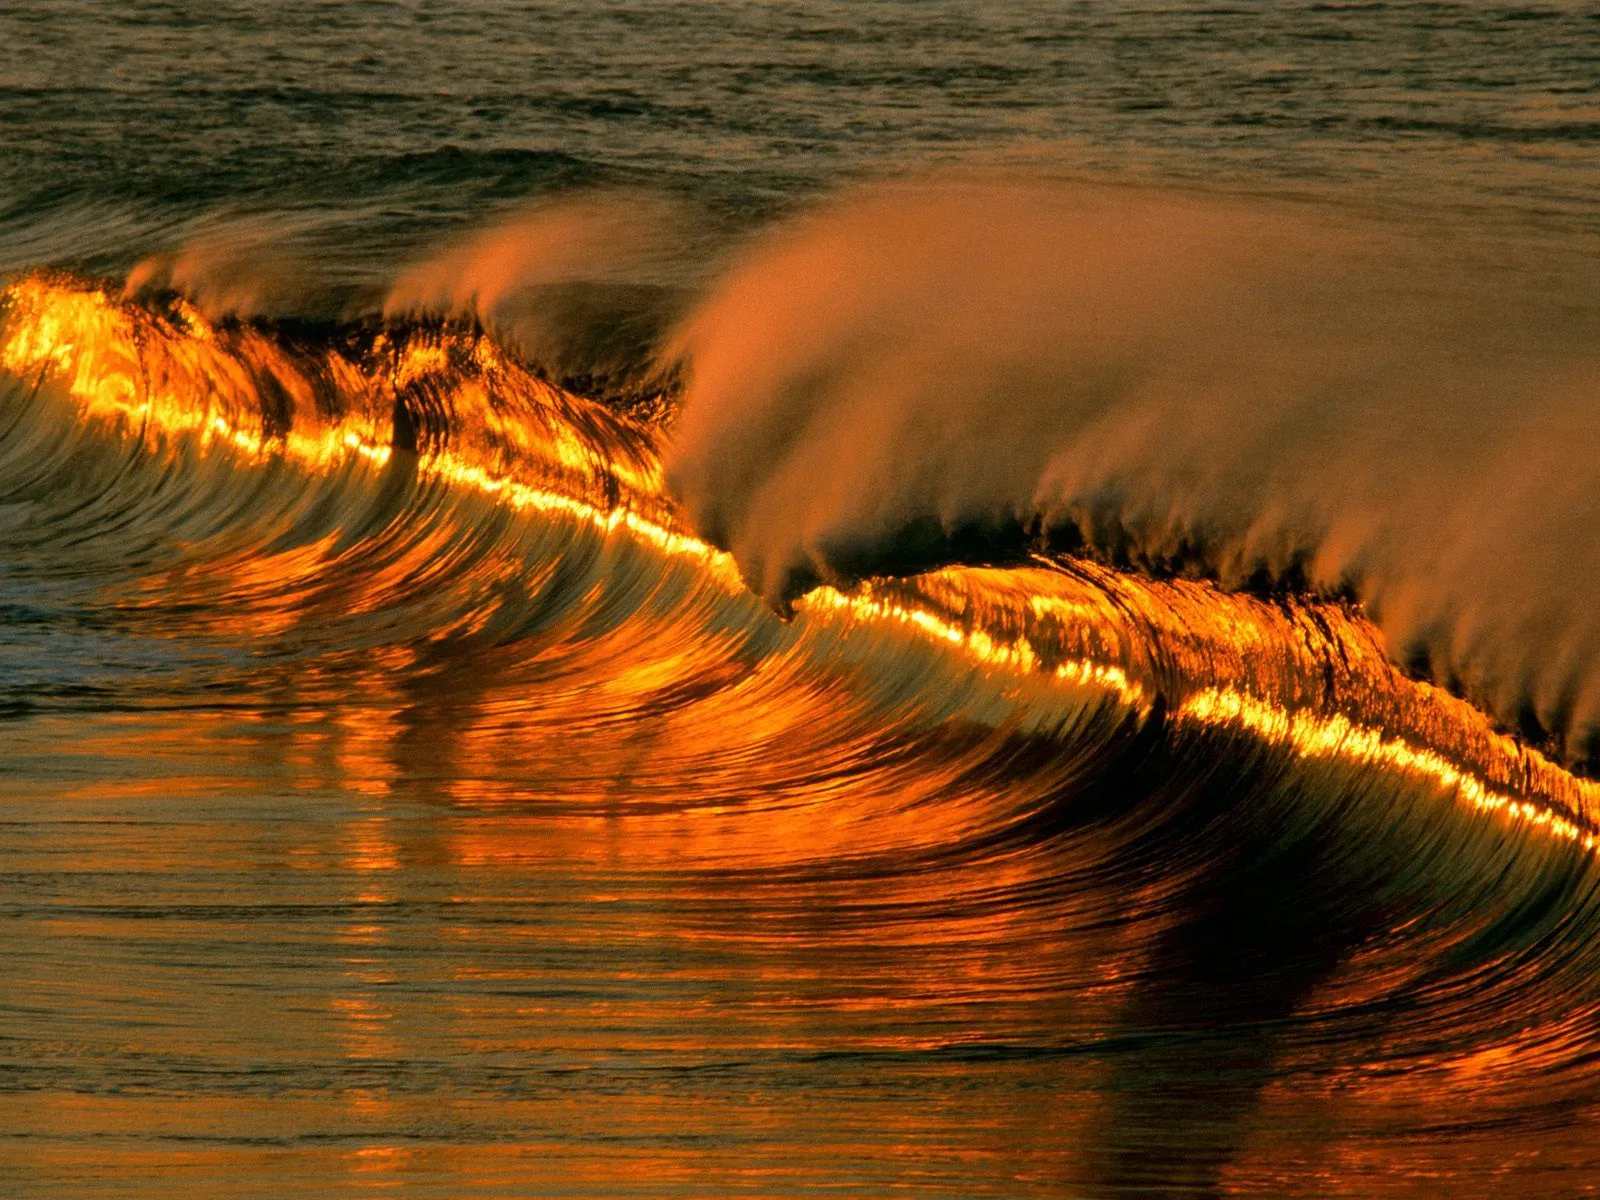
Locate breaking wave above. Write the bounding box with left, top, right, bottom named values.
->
left=4, top=268, right=1597, bottom=829
left=663, top=177, right=1600, bottom=769
left=7, top=267, right=1600, bottom=1194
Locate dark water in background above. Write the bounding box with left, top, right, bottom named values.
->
left=5, top=0, right=1600, bottom=263
left=5, top=3, right=1600, bottom=1197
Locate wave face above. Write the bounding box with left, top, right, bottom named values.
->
left=6, top=273, right=1600, bottom=1196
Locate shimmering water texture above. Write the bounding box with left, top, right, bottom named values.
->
left=5, top=275, right=1600, bottom=1197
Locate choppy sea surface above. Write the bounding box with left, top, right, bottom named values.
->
left=5, top=4, right=1600, bottom=1197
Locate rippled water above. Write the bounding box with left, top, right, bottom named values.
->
left=4, top=5, right=1600, bottom=1197
left=5, top=0, right=1600, bottom=264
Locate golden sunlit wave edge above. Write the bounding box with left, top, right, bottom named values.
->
left=3, top=270, right=1596, bottom=855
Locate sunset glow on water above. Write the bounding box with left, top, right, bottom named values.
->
left=6, top=4, right=1600, bottom=1197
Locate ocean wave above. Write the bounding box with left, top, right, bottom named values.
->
left=8, top=268, right=1600, bottom=1194
left=661, top=175, right=1600, bottom=765
left=4, top=269, right=1596, bottom=830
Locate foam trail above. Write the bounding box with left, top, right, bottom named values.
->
left=120, top=192, right=714, bottom=397
left=662, top=175, right=1600, bottom=764
left=123, top=211, right=367, bottom=320
left=384, top=193, right=716, bottom=395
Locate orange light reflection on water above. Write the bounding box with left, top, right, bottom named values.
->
left=5, top=273, right=1599, bottom=862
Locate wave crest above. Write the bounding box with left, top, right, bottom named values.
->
left=4, top=268, right=1599, bottom=851
left=660, top=175, right=1600, bottom=765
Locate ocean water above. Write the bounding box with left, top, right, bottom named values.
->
left=4, top=3, right=1600, bottom=1197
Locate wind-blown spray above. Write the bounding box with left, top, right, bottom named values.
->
left=662, top=176, right=1600, bottom=762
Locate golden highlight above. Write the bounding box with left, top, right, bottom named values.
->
left=4, top=270, right=1598, bottom=860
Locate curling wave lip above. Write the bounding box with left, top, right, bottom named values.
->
left=3, top=270, right=1597, bottom=856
